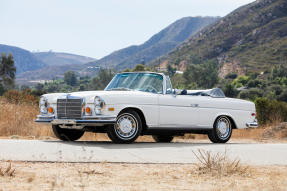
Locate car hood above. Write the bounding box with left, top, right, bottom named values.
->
left=42, top=90, right=156, bottom=104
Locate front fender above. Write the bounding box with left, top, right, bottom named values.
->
left=114, top=104, right=158, bottom=127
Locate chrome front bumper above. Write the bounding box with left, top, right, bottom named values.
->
left=246, top=121, right=258, bottom=128
left=35, top=115, right=116, bottom=125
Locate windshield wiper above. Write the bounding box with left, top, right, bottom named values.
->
left=108, top=87, right=132, bottom=91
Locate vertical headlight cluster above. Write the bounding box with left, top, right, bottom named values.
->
left=39, top=96, right=48, bottom=114
left=94, top=96, right=105, bottom=115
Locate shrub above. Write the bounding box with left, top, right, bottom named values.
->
left=223, top=83, right=238, bottom=98
left=225, top=73, right=237, bottom=79
left=238, top=88, right=263, bottom=101
left=0, top=83, right=4, bottom=96
left=171, top=73, right=185, bottom=89
left=278, top=89, right=287, bottom=102
left=255, top=97, right=287, bottom=125
left=247, top=79, right=261, bottom=88
left=2, top=89, right=38, bottom=105
left=192, top=149, right=249, bottom=177
left=232, top=75, right=250, bottom=88
left=183, top=60, right=218, bottom=89
left=270, top=64, right=287, bottom=80
left=132, top=64, right=145, bottom=72
left=238, top=90, right=249, bottom=99
left=269, top=84, right=283, bottom=96
left=255, top=97, right=270, bottom=124
left=64, top=71, right=77, bottom=86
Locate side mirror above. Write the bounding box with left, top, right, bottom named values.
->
left=172, top=89, right=179, bottom=97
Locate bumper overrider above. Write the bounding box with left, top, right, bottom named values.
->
left=246, top=121, right=258, bottom=128
left=35, top=115, right=116, bottom=125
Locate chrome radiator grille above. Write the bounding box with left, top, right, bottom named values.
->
left=57, top=99, right=82, bottom=119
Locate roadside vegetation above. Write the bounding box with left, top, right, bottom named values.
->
left=192, top=149, right=250, bottom=177
left=0, top=163, right=15, bottom=177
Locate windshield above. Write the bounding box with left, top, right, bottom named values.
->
left=105, top=73, right=163, bottom=94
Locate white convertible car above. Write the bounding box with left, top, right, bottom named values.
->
left=36, top=72, right=258, bottom=143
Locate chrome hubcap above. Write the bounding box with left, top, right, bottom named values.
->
left=119, top=118, right=133, bottom=134
left=115, top=114, right=137, bottom=139
left=216, top=118, right=231, bottom=139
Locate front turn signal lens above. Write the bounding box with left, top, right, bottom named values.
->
left=86, top=107, right=91, bottom=114
left=108, top=107, right=115, bottom=111
left=48, top=107, right=54, bottom=114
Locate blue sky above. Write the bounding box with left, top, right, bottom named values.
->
left=0, top=0, right=254, bottom=59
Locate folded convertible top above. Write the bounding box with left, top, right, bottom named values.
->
left=185, top=88, right=225, bottom=98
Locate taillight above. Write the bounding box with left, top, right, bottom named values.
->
left=252, top=113, right=256, bottom=117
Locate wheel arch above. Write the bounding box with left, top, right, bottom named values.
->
left=118, top=107, right=147, bottom=133
left=214, top=114, right=238, bottom=129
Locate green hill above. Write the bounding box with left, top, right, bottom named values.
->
left=88, top=16, right=219, bottom=70
left=157, top=0, right=287, bottom=77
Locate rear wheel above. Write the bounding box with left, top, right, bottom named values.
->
left=208, top=116, right=232, bottom=143
left=52, top=125, right=84, bottom=141
left=152, top=135, right=174, bottom=143
left=107, top=110, right=142, bottom=143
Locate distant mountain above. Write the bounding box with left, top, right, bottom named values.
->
left=88, top=16, right=219, bottom=70
left=16, top=64, right=87, bottom=84
left=0, top=44, right=97, bottom=83
left=33, top=52, right=96, bottom=66
left=0, top=44, right=45, bottom=74
left=17, top=52, right=98, bottom=83
left=0, top=44, right=97, bottom=78
left=158, top=0, right=287, bottom=77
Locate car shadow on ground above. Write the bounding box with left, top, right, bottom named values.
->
left=42, top=140, right=255, bottom=149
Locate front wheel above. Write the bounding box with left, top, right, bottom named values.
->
left=152, top=135, right=174, bottom=143
left=52, top=125, right=84, bottom=141
left=107, top=110, right=142, bottom=143
left=208, top=116, right=232, bottom=143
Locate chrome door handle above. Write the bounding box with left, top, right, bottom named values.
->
left=190, top=104, right=199, bottom=107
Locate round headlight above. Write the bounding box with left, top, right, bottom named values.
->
left=40, top=105, right=48, bottom=114
left=39, top=96, right=48, bottom=114
left=39, top=96, right=47, bottom=106
left=95, top=96, right=101, bottom=106
left=94, top=96, right=105, bottom=114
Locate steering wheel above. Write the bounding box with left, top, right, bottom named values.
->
left=144, top=85, right=158, bottom=93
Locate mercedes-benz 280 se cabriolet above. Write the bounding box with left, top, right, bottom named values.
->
left=36, top=72, right=258, bottom=143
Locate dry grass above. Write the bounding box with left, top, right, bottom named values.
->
left=0, top=100, right=52, bottom=138
left=0, top=100, right=109, bottom=141
left=192, top=149, right=250, bottom=177
left=0, top=161, right=286, bottom=191
left=0, top=162, right=15, bottom=177
left=0, top=100, right=287, bottom=143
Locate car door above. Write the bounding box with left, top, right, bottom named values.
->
left=158, top=94, right=200, bottom=128
left=158, top=77, right=199, bottom=128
